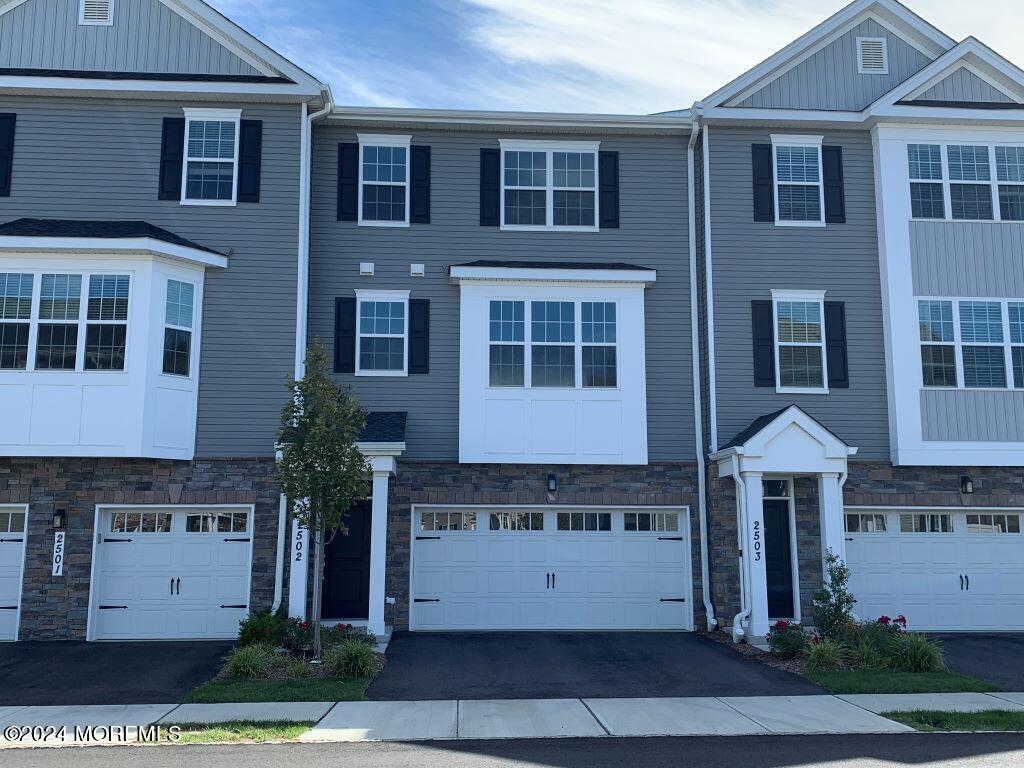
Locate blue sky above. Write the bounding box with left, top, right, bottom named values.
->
left=211, top=0, right=1019, bottom=114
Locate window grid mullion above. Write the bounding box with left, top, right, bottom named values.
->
left=524, top=300, right=533, bottom=388
left=26, top=275, right=40, bottom=372
left=546, top=151, right=554, bottom=227
left=952, top=299, right=964, bottom=387
left=73, top=276, right=86, bottom=372
left=1002, top=301, right=1014, bottom=386
left=574, top=300, right=582, bottom=389
left=990, top=145, right=1002, bottom=222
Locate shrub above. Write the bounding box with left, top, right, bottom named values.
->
left=286, top=658, right=312, bottom=678
left=238, top=608, right=289, bottom=647
left=806, top=639, right=846, bottom=671
left=223, top=643, right=274, bottom=678
left=323, top=639, right=378, bottom=678
left=281, top=618, right=314, bottom=652
left=766, top=620, right=810, bottom=659
left=812, top=550, right=857, bottom=640
left=321, top=623, right=377, bottom=650
left=888, top=632, right=945, bottom=673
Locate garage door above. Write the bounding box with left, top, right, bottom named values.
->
left=846, top=508, right=1024, bottom=631
left=90, top=507, right=253, bottom=640
left=0, top=507, right=28, bottom=641
left=410, top=507, right=692, bottom=631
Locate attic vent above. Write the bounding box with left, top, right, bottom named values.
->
left=80, top=0, right=113, bottom=25
left=857, top=37, right=888, bottom=75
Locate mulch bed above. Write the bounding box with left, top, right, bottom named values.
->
left=700, top=629, right=808, bottom=676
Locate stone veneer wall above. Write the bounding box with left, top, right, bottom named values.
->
left=0, top=457, right=281, bottom=640
left=382, top=461, right=702, bottom=630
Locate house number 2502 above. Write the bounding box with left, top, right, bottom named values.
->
left=751, top=520, right=762, bottom=562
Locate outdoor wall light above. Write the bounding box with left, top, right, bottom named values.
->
left=960, top=475, right=974, bottom=494
left=52, top=508, right=66, bottom=530
left=547, top=474, right=557, bottom=493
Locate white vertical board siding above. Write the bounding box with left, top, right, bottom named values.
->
left=914, top=68, right=1016, bottom=103
left=0, top=97, right=302, bottom=458
left=911, top=222, right=1024, bottom=298
left=0, top=0, right=263, bottom=75
left=735, top=18, right=932, bottom=111
left=707, top=126, right=890, bottom=458
left=921, top=390, right=1024, bottom=443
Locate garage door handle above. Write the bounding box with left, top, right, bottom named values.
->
left=413, top=598, right=440, bottom=603
left=415, top=536, right=441, bottom=540
left=660, top=598, right=687, bottom=602
left=658, top=536, right=684, bottom=541
left=103, top=538, right=132, bottom=543
left=965, top=575, right=969, bottom=591
left=176, top=578, right=181, bottom=595
left=0, top=538, right=23, bottom=543
left=220, top=604, right=248, bottom=609
left=170, top=577, right=174, bottom=596
left=224, top=537, right=250, bottom=542
left=960, top=574, right=964, bottom=591
left=99, top=605, right=128, bottom=610
left=0, top=605, right=17, bottom=610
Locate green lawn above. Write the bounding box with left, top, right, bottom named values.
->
left=163, top=720, right=315, bottom=743
left=182, top=677, right=372, bottom=703
left=806, top=670, right=1001, bottom=694
left=884, top=710, right=1024, bottom=733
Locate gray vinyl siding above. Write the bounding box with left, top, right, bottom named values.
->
left=735, top=18, right=931, bottom=111
left=911, top=222, right=1024, bottom=298
left=922, top=390, right=1024, bottom=442
left=694, top=132, right=712, bottom=454
left=309, top=125, right=694, bottom=462
left=706, top=126, right=889, bottom=458
left=0, top=0, right=262, bottom=75
left=914, top=68, right=1015, bottom=103
left=0, top=96, right=301, bottom=457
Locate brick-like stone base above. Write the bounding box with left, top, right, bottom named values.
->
left=0, top=457, right=282, bottom=640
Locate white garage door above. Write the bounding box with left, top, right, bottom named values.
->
left=90, top=507, right=253, bottom=640
left=0, top=507, right=28, bottom=641
left=410, top=507, right=692, bottom=631
left=846, top=508, right=1024, bottom=631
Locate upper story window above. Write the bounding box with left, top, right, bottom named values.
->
left=79, top=0, right=113, bottom=25
left=908, top=142, right=1024, bottom=222
left=918, top=298, right=1024, bottom=389
left=487, top=299, right=617, bottom=389
left=772, top=291, right=827, bottom=393
left=162, top=279, right=195, bottom=377
left=182, top=109, right=241, bottom=205
left=356, top=290, right=408, bottom=376
left=499, top=140, right=599, bottom=231
left=358, top=134, right=410, bottom=226
left=771, top=135, right=824, bottom=226
left=0, top=271, right=129, bottom=372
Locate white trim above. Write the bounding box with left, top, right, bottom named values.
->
left=762, top=477, right=801, bottom=623
left=0, top=237, right=227, bottom=269
left=770, top=135, right=826, bottom=227
left=328, top=108, right=691, bottom=132
left=771, top=290, right=830, bottom=394
left=498, top=140, right=601, bottom=233
left=79, top=0, right=113, bottom=26
left=0, top=504, right=29, bottom=642
left=354, top=290, right=410, bottom=377
left=449, top=265, right=655, bottom=285
left=0, top=77, right=320, bottom=98
left=857, top=36, right=889, bottom=75
left=180, top=108, right=242, bottom=207
left=357, top=134, right=412, bottom=228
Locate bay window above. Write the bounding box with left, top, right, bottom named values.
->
left=163, top=279, right=195, bottom=376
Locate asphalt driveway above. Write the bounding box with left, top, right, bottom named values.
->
left=934, top=633, right=1024, bottom=691
left=0, top=641, right=233, bottom=705
left=367, top=631, right=823, bottom=700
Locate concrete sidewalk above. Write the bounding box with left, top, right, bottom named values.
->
left=3, top=693, right=1024, bottom=747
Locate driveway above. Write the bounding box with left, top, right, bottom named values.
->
left=367, top=631, right=822, bottom=700
left=934, top=633, right=1024, bottom=691
left=0, top=641, right=233, bottom=705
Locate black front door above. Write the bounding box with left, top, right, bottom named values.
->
left=321, top=500, right=372, bottom=620
left=763, top=499, right=795, bottom=619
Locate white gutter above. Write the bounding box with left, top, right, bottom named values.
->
left=726, top=457, right=752, bottom=642
left=701, top=121, right=720, bottom=451
left=272, top=447, right=287, bottom=612
left=687, top=120, right=716, bottom=630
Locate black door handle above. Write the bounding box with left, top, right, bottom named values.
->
left=176, top=578, right=181, bottom=595
left=965, top=575, right=969, bottom=591
left=552, top=572, right=555, bottom=589
left=960, top=574, right=964, bottom=591
left=170, top=577, right=174, bottom=596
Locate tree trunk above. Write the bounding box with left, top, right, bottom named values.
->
left=310, top=512, right=325, bottom=658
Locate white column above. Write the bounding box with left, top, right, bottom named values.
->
left=367, top=455, right=395, bottom=637
left=819, top=472, right=847, bottom=571
left=287, top=518, right=308, bottom=620
left=741, top=472, right=770, bottom=642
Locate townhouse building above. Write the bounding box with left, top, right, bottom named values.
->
left=1, top=0, right=1022, bottom=646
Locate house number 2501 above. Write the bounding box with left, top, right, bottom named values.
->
left=751, top=520, right=762, bottom=562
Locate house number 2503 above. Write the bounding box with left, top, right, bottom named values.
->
left=751, top=520, right=762, bottom=562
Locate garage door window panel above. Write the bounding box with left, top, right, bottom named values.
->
left=557, top=512, right=611, bottom=531
left=845, top=513, right=887, bottom=533
left=625, top=511, right=679, bottom=532
left=0, top=509, right=25, bottom=532
left=111, top=510, right=172, bottom=533
left=490, top=511, right=544, bottom=531
left=966, top=513, right=1020, bottom=534
left=186, top=511, right=248, bottom=533
left=899, top=513, right=952, bottom=533
left=421, top=511, right=477, bottom=532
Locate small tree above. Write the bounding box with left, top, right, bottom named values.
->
left=813, top=548, right=857, bottom=640
left=277, top=340, right=369, bottom=658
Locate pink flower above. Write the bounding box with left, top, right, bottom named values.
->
left=775, top=620, right=789, bottom=629
left=878, top=616, right=891, bottom=625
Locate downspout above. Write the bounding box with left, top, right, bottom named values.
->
left=687, top=117, right=716, bottom=629
left=701, top=122, right=719, bottom=452
left=274, top=89, right=335, bottom=612
left=727, top=457, right=751, bottom=642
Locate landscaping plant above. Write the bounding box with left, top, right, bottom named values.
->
left=277, top=340, right=370, bottom=658
left=238, top=607, right=289, bottom=647
left=812, top=549, right=857, bottom=639
left=223, top=643, right=275, bottom=679
left=324, top=639, right=379, bottom=678
left=806, top=638, right=846, bottom=671
left=888, top=631, right=946, bottom=673
left=766, top=620, right=811, bottom=659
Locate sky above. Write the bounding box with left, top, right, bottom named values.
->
left=209, top=0, right=1020, bottom=114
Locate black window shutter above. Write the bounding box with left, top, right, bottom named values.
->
left=410, top=145, right=431, bottom=224
left=0, top=114, right=15, bottom=197
left=598, top=150, right=620, bottom=228
left=480, top=148, right=500, bottom=226
left=237, top=120, right=263, bottom=203
left=751, top=300, right=776, bottom=387
left=823, top=145, right=846, bottom=224
left=409, top=298, right=430, bottom=374
left=824, top=301, right=849, bottom=388
left=158, top=117, right=185, bottom=201
left=751, top=144, right=774, bottom=222
left=334, top=297, right=357, bottom=373
left=337, top=143, right=359, bottom=221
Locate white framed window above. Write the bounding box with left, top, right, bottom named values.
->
left=162, top=279, right=195, bottom=377
left=771, top=289, right=827, bottom=393
left=899, top=513, right=952, bottom=533
left=185, top=511, right=249, bottom=533
left=557, top=511, right=611, bottom=532
left=79, top=0, right=113, bottom=25
left=624, top=511, right=679, bottom=532
left=0, top=270, right=130, bottom=372
left=918, top=297, right=1022, bottom=390
left=355, top=290, right=409, bottom=376
left=358, top=134, right=411, bottom=226
left=845, top=513, right=887, bottom=533
left=111, top=510, right=171, bottom=533
left=181, top=108, right=241, bottom=206
left=907, top=142, right=1024, bottom=222
left=499, top=140, right=600, bottom=231
left=856, top=37, right=888, bottom=75
left=490, top=511, right=544, bottom=531
left=420, top=511, right=477, bottom=532
left=965, top=513, right=1021, bottom=534
left=770, top=135, right=824, bottom=226
left=487, top=298, right=618, bottom=389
